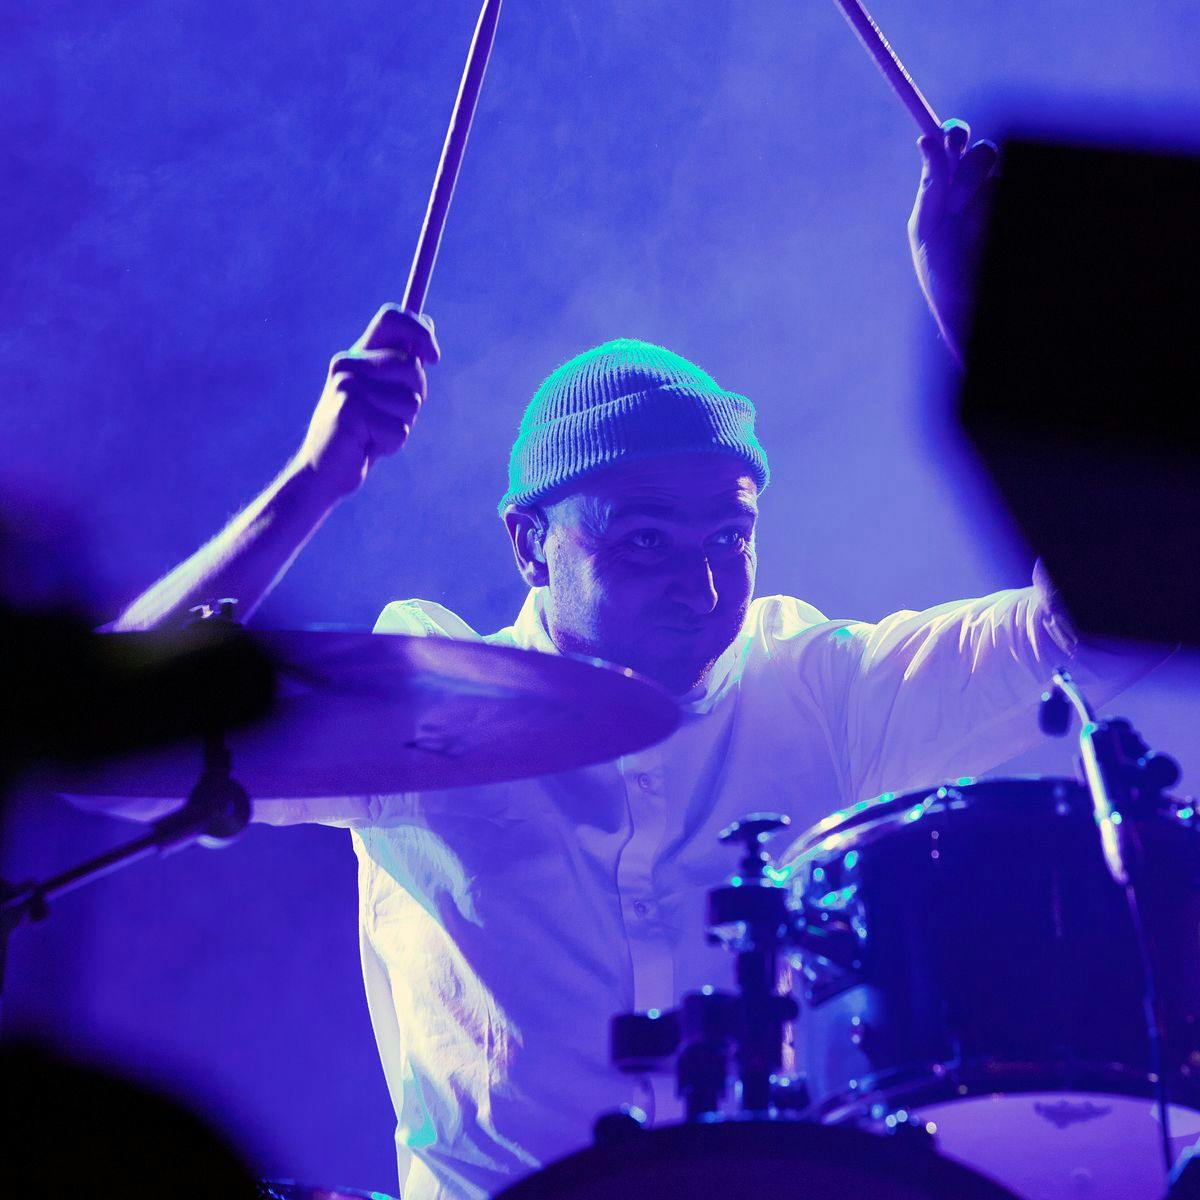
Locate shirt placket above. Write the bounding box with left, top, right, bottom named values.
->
left=616, top=751, right=674, bottom=1014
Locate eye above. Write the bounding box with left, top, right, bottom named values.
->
left=627, top=528, right=665, bottom=550
left=713, top=527, right=750, bottom=550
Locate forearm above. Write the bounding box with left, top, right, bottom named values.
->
left=112, top=457, right=340, bottom=631
left=112, top=304, right=437, bottom=633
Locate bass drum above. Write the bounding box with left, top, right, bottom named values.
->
left=785, top=777, right=1200, bottom=1200
left=492, top=1119, right=1019, bottom=1199
left=258, top=1186, right=397, bottom=1200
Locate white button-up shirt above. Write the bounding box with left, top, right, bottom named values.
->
left=261, top=585, right=1146, bottom=1200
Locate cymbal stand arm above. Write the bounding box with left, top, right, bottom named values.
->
left=0, top=753, right=249, bottom=1007
left=0, top=603, right=252, bottom=1012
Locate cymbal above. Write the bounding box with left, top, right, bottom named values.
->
left=259, top=1182, right=397, bottom=1200
left=55, top=629, right=679, bottom=798
left=259, top=1183, right=396, bottom=1200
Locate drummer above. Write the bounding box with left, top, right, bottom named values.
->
left=114, top=126, right=1153, bottom=1200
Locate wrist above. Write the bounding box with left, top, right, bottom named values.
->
left=283, top=453, right=354, bottom=514
left=925, top=282, right=967, bottom=363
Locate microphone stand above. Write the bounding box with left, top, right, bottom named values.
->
left=1042, top=669, right=1141, bottom=886
left=1040, top=669, right=1179, bottom=1179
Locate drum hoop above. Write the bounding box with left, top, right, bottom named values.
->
left=787, top=775, right=1198, bottom=864
left=811, top=1057, right=1200, bottom=1125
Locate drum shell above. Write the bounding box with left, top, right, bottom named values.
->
left=492, top=1119, right=1018, bottom=1200
left=788, top=778, right=1200, bottom=1117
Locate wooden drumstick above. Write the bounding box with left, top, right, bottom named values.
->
left=402, top=0, right=504, bottom=314
left=831, top=0, right=942, bottom=138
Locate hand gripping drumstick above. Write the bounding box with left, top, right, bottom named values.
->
left=831, top=0, right=942, bottom=138
left=402, top=0, right=503, bottom=314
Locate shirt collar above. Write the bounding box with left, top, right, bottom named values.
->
left=511, top=588, right=750, bottom=715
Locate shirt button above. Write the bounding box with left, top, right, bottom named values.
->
left=636, top=773, right=653, bottom=792
left=633, top=900, right=650, bottom=917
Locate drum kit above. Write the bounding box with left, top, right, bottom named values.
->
left=3, top=0, right=1191, bottom=1183
left=583, top=673, right=1200, bottom=1200
left=595, top=777, right=1200, bottom=1200
left=4, top=607, right=1200, bottom=1200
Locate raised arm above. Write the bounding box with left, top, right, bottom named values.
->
left=908, top=118, right=998, bottom=362
left=113, top=305, right=439, bottom=630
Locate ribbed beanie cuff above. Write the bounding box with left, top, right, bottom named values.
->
left=500, top=339, right=770, bottom=511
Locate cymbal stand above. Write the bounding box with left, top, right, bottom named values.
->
left=0, top=601, right=252, bottom=1009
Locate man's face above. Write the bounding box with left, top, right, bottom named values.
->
left=536, top=454, right=759, bottom=695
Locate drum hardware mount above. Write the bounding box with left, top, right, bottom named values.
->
left=0, top=601, right=252, bottom=1007
left=608, top=812, right=879, bottom=1128
left=607, top=812, right=903, bottom=1130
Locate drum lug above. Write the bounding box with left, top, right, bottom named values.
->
left=769, top=1073, right=811, bottom=1113
left=880, top=1108, right=938, bottom=1151
left=790, top=891, right=867, bottom=1002
left=592, top=1105, right=648, bottom=1146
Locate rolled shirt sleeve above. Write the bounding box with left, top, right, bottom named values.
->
left=69, top=584, right=1165, bottom=831
left=836, top=585, right=1163, bottom=803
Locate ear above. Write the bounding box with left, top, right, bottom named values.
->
left=502, top=505, right=549, bottom=587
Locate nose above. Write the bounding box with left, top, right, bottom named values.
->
left=666, top=549, right=719, bottom=615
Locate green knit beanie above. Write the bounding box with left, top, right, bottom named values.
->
left=499, top=338, right=770, bottom=511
